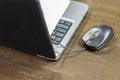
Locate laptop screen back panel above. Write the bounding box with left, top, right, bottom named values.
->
left=0, top=0, right=56, bottom=59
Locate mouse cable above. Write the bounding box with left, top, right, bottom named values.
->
left=59, top=44, right=86, bottom=53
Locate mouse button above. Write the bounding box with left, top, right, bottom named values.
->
left=82, top=28, right=97, bottom=42
left=92, top=36, right=104, bottom=45
left=86, top=37, right=103, bottom=50
left=89, top=31, right=100, bottom=41
left=87, top=33, right=103, bottom=44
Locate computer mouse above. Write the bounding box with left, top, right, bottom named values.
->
left=82, top=24, right=114, bottom=50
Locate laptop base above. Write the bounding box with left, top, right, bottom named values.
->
left=51, top=1, right=89, bottom=60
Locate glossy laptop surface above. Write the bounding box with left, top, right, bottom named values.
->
left=0, top=0, right=56, bottom=59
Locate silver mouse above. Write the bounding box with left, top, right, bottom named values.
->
left=82, top=24, right=114, bottom=50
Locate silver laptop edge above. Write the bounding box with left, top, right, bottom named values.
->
left=53, top=1, right=89, bottom=60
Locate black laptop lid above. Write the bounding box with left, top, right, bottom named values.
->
left=0, top=0, right=56, bottom=59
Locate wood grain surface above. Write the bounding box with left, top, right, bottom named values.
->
left=0, top=0, right=120, bottom=80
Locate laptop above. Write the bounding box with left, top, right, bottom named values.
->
left=0, top=0, right=88, bottom=60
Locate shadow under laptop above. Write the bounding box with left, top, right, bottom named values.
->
left=0, top=46, right=61, bottom=80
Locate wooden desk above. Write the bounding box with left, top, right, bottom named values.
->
left=0, top=0, right=120, bottom=80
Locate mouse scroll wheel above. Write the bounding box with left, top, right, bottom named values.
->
left=89, top=31, right=100, bottom=41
